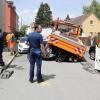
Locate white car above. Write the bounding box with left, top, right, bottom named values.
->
left=18, top=37, right=29, bottom=53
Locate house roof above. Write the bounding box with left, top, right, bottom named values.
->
left=53, top=19, right=71, bottom=25
left=70, top=13, right=92, bottom=25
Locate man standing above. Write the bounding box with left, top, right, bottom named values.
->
left=27, top=25, right=46, bottom=83
left=0, top=29, right=6, bottom=66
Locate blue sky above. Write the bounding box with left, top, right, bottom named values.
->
left=11, top=0, right=100, bottom=25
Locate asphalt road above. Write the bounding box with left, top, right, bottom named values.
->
left=0, top=53, right=100, bottom=100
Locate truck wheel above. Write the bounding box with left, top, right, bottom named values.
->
left=56, top=55, right=65, bottom=62
left=69, top=57, right=73, bottom=62
left=73, top=57, right=78, bottom=62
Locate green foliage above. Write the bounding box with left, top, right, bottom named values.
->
left=35, top=2, right=53, bottom=27
left=14, top=31, right=21, bottom=40
left=20, top=25, right=28, bottom=36
left=83, top=0, right=100, bottom=19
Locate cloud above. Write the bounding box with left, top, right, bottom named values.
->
left=33, top=9, right=38, bottom=14
left=23, top=10, right=31, bottom=14
left=18, top=10, right=31, bottom=15
left=69, top=14, right=77, bottom=18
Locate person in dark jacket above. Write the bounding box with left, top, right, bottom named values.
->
left=0, top=29, right=7, bottom=66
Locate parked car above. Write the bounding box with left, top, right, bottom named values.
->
left=89, top=46, right=95, bottom=60
left=18, top=37, right=29, bottom=53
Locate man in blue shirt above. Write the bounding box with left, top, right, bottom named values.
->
left=0, top=29, right=7, bottom=66
left=27, top=25, right=46, bottom=83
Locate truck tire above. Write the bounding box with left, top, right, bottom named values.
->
left=69, top=57, right=73, bottom=62
left=68, top=56, right=79, bottom=62
left=73, top=58, right=78, bottom=62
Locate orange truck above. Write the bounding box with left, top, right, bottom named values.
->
left=44, top=20, right=86, bottom=62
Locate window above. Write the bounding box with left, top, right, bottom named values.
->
left=90, top=20, right=94, bottom=25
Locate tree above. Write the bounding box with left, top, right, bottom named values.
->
left=83, top=0, right=100, bottom=19
left=35, top=2, right=53, bottom=27
left=20, top=25, right=28, bottom=36
left=65, top=14, right=70, bottom=21
left=14, top=31, right=21, bottom=40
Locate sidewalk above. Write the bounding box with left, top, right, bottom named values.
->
left=2, top=44, right=18, bottom=65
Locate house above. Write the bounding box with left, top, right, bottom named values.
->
left=5, top=1, right=18, bottom=33
left=70, top=13, right=100, bottom=37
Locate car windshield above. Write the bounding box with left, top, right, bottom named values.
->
left=20, top=37, right=27, bottom=43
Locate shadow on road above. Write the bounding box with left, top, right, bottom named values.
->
left=42, top=74, right=56, bottom=81
left=8, top=65, right=25, bottom=70
left=0, top=70, right=14, bottom=79
left=43, top=56, right=56, bottom=61
left=80, top=62, right=100, bottom=74
left=43, top=56, right=87, bottom=63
